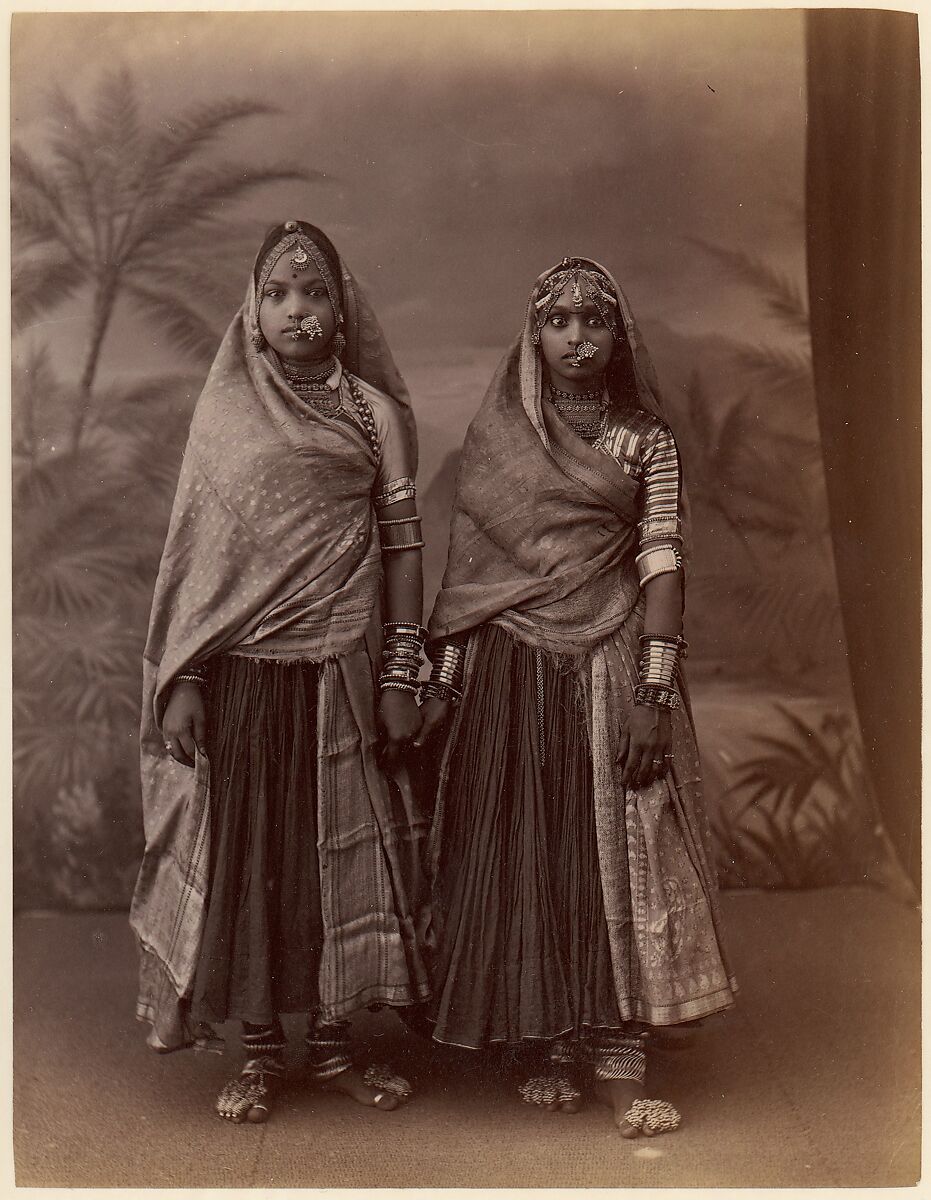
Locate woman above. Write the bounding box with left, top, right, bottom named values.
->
left=130, top=221, right=432, bottom=1124
left=416, top=257, right=737, bottom=1137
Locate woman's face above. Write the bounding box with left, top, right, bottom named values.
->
left=257, top=250, right=338, bottom=363
left=538, top=282, right=615, bottom=390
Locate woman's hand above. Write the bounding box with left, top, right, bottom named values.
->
left=617, top=703, right=672, bottom=790
left=377, top=688, right=423, bottom=771
left=412, top=697, right=453, bottom=750
left=162, top=681, right=207, bottom=768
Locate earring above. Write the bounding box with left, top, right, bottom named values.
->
left=333, top=331, right=347, bottom=358
left=251, top=330, right=266, bottom=350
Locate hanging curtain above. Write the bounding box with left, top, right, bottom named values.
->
left=805, top=10, right=920, bottom=887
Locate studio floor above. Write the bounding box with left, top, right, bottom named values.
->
left=13, top=887, right=920, bottom=1188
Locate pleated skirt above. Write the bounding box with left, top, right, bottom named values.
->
left=191, top=655, right=324, bottom=1026
left=430, top=624, right=624, bottom=1048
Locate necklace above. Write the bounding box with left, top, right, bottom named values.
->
left=548, top=383, right=605, bottom=404
left=547, top=383, right=607, bottom=443
left=281, top=357, right=342, bottom=416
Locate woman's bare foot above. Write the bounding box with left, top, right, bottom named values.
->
left=519, top=1073, right=583, bottom=1113
left=595, top=1081, right=681, bottom=1137
left=321, top=1066, right=409, bottom=1111
left=216, top=1058, right=283, bottom=1124
left=595, top=1078, right=649, bottom=1137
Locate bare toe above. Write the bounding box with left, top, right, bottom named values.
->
left=324, top=1068, right=407, bottom=1110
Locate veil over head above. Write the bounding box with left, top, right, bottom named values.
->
left=131, top=221, right=417, bottom=1051
left=520, top=255, right=672, bottom=444
left=429, top=256, right=686, bottom=653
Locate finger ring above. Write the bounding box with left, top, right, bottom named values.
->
left=164, top=742, right=172, bottom=753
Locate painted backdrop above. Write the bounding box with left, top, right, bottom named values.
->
left=12, top=10, right=909, bottom=908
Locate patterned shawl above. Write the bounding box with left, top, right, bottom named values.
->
left=429, top=257, right=677, bottom=656
left=130, top=229, right=414, bottom=1049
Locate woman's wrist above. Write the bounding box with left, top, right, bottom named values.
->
left=635, top=633, right=687, bottom=709
left=421, top=638, right=466, bottom=706
left=379, top=621, right=426, bottom=695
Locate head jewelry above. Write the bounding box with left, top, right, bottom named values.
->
left=532, top=256, right=619, bottom=344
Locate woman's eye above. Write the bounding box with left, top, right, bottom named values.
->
left=264, top=289, right=283, bottom=299
left=587, top=316, right=605, bottom=328
left=550, top=315, right=567, bottom=327
left=306, top=287, right=326, bottom=298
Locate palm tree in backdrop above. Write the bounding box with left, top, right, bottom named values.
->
left=13, top=66, right=324, bottom=907
left=12, top=65, right=320, bottom=447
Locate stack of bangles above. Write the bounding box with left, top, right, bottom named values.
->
left=379, top=622, right=426, bottom=695
left=175, top=664, right=206, bottom=688
left=634, top=634, right=688, bottom=710
left=420, top=640, right=466, bottom=706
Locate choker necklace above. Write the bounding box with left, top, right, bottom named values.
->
left=281, top=356, right=336, bottom=385
left=281, top=356, right=341, bottom=416
left=548, top=383, right=605, bottom=404
left=547, top=382, right=607, bottom=443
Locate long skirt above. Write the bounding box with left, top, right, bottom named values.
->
left=430, top=625, right=624, bottom=1048
left=429, top=623, right=735, bottom=1050
left=191, top=655, right=324, bottom=1026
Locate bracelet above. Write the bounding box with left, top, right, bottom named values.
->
left=380, top=622, right=425, bottom=693
left=379, top=679, right=419, bottom=695
left=639, top=633, right=688, bottom=658
left=638, top=633, right=687, bottom=689
left=384, top=622, right=428, bottom=640
left=420, top=680, right=462, bottom=706
left=634, top=684, right=680, bottom=710
left=425, top=640, right=466, bottom=698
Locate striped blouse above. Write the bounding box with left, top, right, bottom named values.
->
left=593, top=406, right=683, bottom=583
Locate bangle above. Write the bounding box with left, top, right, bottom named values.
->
left=175, top=667, right=206, bottom=687
left=380, top=622, right=425, bottom=692
left=635, top=544, right=682, bottom=587
left=638, top=633, right=688, bottom=655
left=634, top=684, right=680, bottom=710
left=638, top=634, right=687, bottom=689
left=425, top=641, right=466, bottom=697
left=384, top=622, right=428, bottom=641
left=420, top=680, right=462, bottom=706
left=380, top=679, right=419, bottom=696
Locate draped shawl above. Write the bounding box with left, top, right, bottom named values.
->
left=429, top=258, right=680, bottom=655
left=428, top=259, right=736, bottom=1024
left=130, top=238, right=417, bottom=1050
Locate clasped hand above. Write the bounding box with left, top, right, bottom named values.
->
left=377, top=689, right=423, bottom=771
